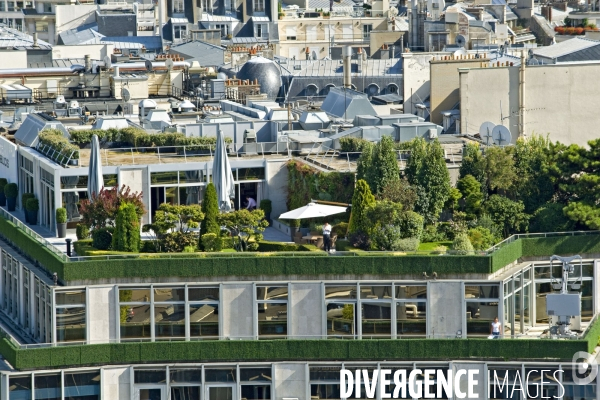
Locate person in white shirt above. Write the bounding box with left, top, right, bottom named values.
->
left=491, top=317, right=501, bottom=339
left=322, top=222, right=332, bottom=252
left=245, top=196, right=257, bottom=210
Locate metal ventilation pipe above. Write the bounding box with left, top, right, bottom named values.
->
left=32, top=33, right=38, bottom=47
left=84, top=54, right=91, bottom=72
left=114, top=66, right=120, bottom=78
left=343, top=46, right=352, bottom=89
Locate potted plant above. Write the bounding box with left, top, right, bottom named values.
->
left=4, top=183, right=18, bottom=211
left=0, top=178, right=7, bottom=207
left=56, top=207, right=67, bottom=238
left=260, top=199, right=272, bottom=225
left=25, top=197, right=39, bottom=225
left=21, top=193, right=34, bottom=222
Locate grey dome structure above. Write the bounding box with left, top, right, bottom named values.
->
left=236, top=57, right=281, bottom=100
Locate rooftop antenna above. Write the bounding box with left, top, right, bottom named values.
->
left=546, top=255, right=583, bottom=337
left=479, top=121, right=495, bottom=145
left=491, top=125, right=511, bottom=146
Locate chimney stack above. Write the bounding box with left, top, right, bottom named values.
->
left=343, top=46, right=352, bottom=88
left=32, top=33, right=38, bottom=48
left=84, top=54, right=92, bottom=72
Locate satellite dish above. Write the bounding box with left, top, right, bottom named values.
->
left=165, top=58, right=174, bottom=70
left=454, top=48, right=467, bottom=57
left=479, top=121, right=495, bottom=143
left=492, top=125, right=512, bottom=146
left=528, top=58, right=539, bottom=66
left=122, top=88, right=131, bottom=103
left=145, top=60, right=153, bottom=71
left=455, top=34, right=467, bottom=48
left=103, top=55, right=112, bottom=69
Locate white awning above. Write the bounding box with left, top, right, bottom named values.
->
left=279, top=202, right=347, bottom=220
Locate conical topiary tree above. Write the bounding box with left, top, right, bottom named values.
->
left=348, top=179, right=375, bottom=235
left=200, top=183, right=220, bottom=250
left=112, top=202, right=141, bottom=252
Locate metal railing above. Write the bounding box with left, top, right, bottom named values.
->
left=483, top=230, right=600, bottom=255
left=0, top=207, right=68, bottom=262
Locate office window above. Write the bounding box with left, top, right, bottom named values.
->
left=119, top=288, right=152, bottom=341
left=154, top=287, right=185, bottom=340
left=7, top=2, right=14, bottom=11
left=0, top=3, right=5, bottom=11
left=34, top=374, right=61, bottom=400
left=325, top=285, right=357, bottom=338
left=240, top=368, right=271, bottom=400
left=170, top=369, right=201, bottom=399
left=256, top=286, right=288, bottom=338
left=362, top=24, right=372, bottom=38
left=55, top=290, right=86, bottom=342
left=64, top=371, right=101, bottom=400
left=310, top=367, right=342, bottom=400
left=174, top=0, right=184, bottom=12
left=189, top=286, right=219, bottom=339
left=253, top=0, right=264, bottom=12
left=396, top=285, right=427, bottom=337
left=174, top=24, right=187, bottom=39
left=466, top=283, right=500, bottom=337
left=35, top=21, right=48, bottom=32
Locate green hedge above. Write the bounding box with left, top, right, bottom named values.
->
left=1, top=337, right=591, bottom=370
left=257, top=241, right=320, bottom=252
left=490, top=239, right=522, bottom=272
left=522, top=235, right=600, bottom=258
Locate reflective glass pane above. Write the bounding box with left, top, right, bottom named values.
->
left=56, top=307, right=86, bottom=342
left=120, top=288, right=150, bottom=303
left=466, top=301, right=499, bottom=337
left=395, top=285, right=427, bottom=300
left=326, top=302, right=355, bottom=338
left=256, top=286, right=288, bottom=301
left=309, top=366, right=341, bottom=381
left=465, top=285, right=499, bottom=299
left=151, top=172, right=178, bottom=184
left=311, top=384, right=341, bottom=399
left=361, top=302, right=391, bottom=338
left=208, top=387, right=233, bottom=400
left=573, top=280, right=594, bottom=321
left=360, top=285, right=392, bottom=299
left=153, top=287, right=185, bottom=302
left=179, top=170, right=203, bottom=183
left=171, top=386, right=200, bottom=400
left=155, top=304, right=186, bottom=339
left=258, top=301, right=287, bottom=338
left=189, top=303, right=219, bottom=338
left=325, top=285, right=356, bottom=299
left=241, top=384, right=270, bottom=399
left=9, top=376, right=32, bottom=400
left=55, top=291, right=85, bottom=305
left=120, top=304, right=151, bottom=340
left=64, top=371, right=101, bottom=400
left=397, top=301, right=426, bottom=337
left=170, top=370, right=202, bottom=383
left=205, top=369, right=236, bottom=382
left=237, top=168, right=265, bottom=180
left=188, top=287, right=219, bottom=301
left=139, top=389, right=161, bottom=400
left=134, top=370, right=166, bottom=384
left=34, top=374, right=61, bottom=400
left=240, top=368, right=271, bottom=382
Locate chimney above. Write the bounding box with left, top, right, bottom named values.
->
left=84, top=54, right=92, bottom=72
left=357, top=47, right=363, bottom=73
left=32, top=32, right=38, bottom=48
left=343, top=46, right=352, bottom=88
left=305, top=47, right=310, bottom=60
left=114, top=66, right=120, bottom=78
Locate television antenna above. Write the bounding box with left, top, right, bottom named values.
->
left=491, top=125, right=511, bottom=146
left=479, top=121, right=495, bottom=145
left=546, top=255, right=583, bottom=337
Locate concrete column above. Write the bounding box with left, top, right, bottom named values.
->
left=221, top=283, right=253, bottom=339
left=274, top=363, right=307, bottom=400
left=452, top=362, right=486, bottom=400
left=427, top=281, right=463, bottom=338
left=87, top=286, right=118, bottom=344
left=290, top=283, right=323, bottom=339
left=101, top=367, right=131, bottom=400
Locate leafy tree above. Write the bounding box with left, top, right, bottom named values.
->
left=474, top=214, right=502, bottom=241
left=112, top=202, right=141, bottom=252
left=356, top=136, right=400, bottom=194
left=484, top=146, right=516, bottom=194
left=484, top=195, right=529, bottom=237
left=377, top=177, right=417, bottom=211
left=348, top=179, right=375, bottom=234
left=452, top=232, right=474, bottom=254
left=444, top=187, right=462, bottom=213
left=547, top=139, right=600, bottom=229
left=404, top=137, right=427, bottom=185
left=371, top=225, right=404, bottom=251
left=512, top=136, right=555, bottom=213
left=200, top=183, right=220, bottom=249
left=366, top=201, right=424, bottom=239
left=80, top=185, right=145, bottom=230
left=217, top=209, right=269, bottom=251
left=459, top=143, right=486, bottom=190
left=152, top=203, right=204, bottom=234
left=416, top=140, right=451, bottom=225
left=457, top=174, right=484, bottom=219
left=467, top=227, right=496, bottom=250
left=530, top=202, right=575, bottom=233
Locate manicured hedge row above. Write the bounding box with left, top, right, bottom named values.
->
left=2, top=337, right=590, bottom=370
left=490, top=239, right=522, bottom=272
left=522, top=235, right=600, bottom=258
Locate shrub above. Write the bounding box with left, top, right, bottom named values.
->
left=183, top=246, right=196, bottom=253
left=56, top=208, right=67, bottom=224
left=80, top=185, right=146, bottom=230
left=92, top=228, right=113, bottom=250
left=348, top=180, right=375, bottom=234
left=259, top=199, right=272, bottom=215
left=201, top=233, right=222, bottom=252
left=395, top=237, right=420, bottom=252
left=332, top=222, right=348, bottom=238
left=371, top=225, right=403, bottom=251
left=25, top=198, right=39, bottom=212
left=340, top=137, right=371, bottom=152
left=141, top=240, right=158, bottom=253
left=112, top=202, right=141, bottom=252
left=453, top=232, right=474, bottom=255
left=348, top=230, right=371, bottom=250
left=21, top=193, right=34, bottom=209
left=200, top=183, right=219, bottom=248
left=0, top=178, right=7, bottom=193
left=4, top=183, right=17, bottom=198
left=400, top=211, right=424, bottom=239
left=257, top=241, right=298, bottom=252
left=468, top=227, right=495, bottom=251
left=421, top=224, right=448, bottom=242
left=432, top=245, right=448, bottom=254
left=38, top=129, right=79, bottom=163
left=530, top=203, right=575, bottom=233
left=76, top=224, right=90, bottom=240
left=161, top=231, right=198, bottom=252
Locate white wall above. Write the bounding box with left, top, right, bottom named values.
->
left=53, top=44, right=114, bottom=61
left=0, top=50, right=27, bottom=69
left=101, top=367, right=131, bottom=400
left=55, top=5, right=97, bottom=42
left=87, top=286, right=118, bottom=344
left=0, top=136, right=18, bottom=185
left=402, top=53, right=435, bottom=115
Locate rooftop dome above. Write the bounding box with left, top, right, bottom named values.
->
left=236, top=57, right=281, bottom=100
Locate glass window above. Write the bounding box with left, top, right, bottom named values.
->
left=154, top=287, right=185, bottom=302
left=205, top=368, right=236, bottom=382
left=134, top=370, right=166, bottom=384
left=396, top=301, right=426, bottom=337
left=240, top=368, right=271, bottom=381
left=488, top=368, right=522, bottom=399
left=171, top=386, right=201, bottom=399
left=395, top=285, right=427, bottom=300
left=465, top=285, right=499, bottom=299
left=35, top=21, right=48, bottom=32
left=154, top=304, right=186, bottom=339
left=120, top=288, right=151, bottom=341
left=10, top=375, right=32, bottom=400
left=103, top=174, right=117, bottom=187
left=56, top=290, right=85, bottom=305
left=525, top=368, right=560, bottom=399
left=257, top=286, right=288, bottom=338
left=360, top=285, right=392, bottom=299
left=466, top=301, right=499, bottom=337
left=170, top=369, right=202, bottom=383
left=188, top=287, right=219, bottom=301
left=325, top=285, right=357, bottom=299
left=310, top=366, right=341, bottom=400
left=189, top=303, right=219, bottom=338
left=253, top=0, right=264, bottom=12
left=56, top=307, right=86, bottom=342
left=326, top=302, right=355, bottom=338
left=361, top=302, right=391, bottom=338
left=179, top=170, right=203, bottom=183
left=34, top=374, right=61, bottom=400
left=237, top=168, right=265, bottom=180
left=64, top=371, right=100, bottom=400
left=241, top=384, right=270, bottom=399
left=7, top=2, right=15, bottom=11
left=151, top=171, right=178, bottom=185
left=0, top=3, right=6, bottom=12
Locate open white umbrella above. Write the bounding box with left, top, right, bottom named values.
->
left=87, top=134, right=103, bottom=198
left=212, top=130, right=235, bottom=212
left=279, top=202, right=347, bottom=220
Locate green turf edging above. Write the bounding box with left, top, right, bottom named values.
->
left=1, top=337, right=591, bottom=370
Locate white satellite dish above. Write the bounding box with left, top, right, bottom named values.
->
left=492, top=125, right=512, bottom=146
left=103, top=55, right=112, bottom=69
left=454, top=48, right=468, bottom=57
left=479, top=121, right=495, bottom=143
left=165, top=58, right=174, bottom=70
left=455, top=34, right=467, bottom=48
left=122, top=88, right=131, bottom=103
left=145, top=60, right=154, bottom=72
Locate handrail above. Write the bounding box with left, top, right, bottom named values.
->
left=483, top=230, right=600, bottom=255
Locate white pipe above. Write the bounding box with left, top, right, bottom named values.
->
left=0, top=65, right=85, bottom=76
left=112, top=61, right=191, bottom=70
